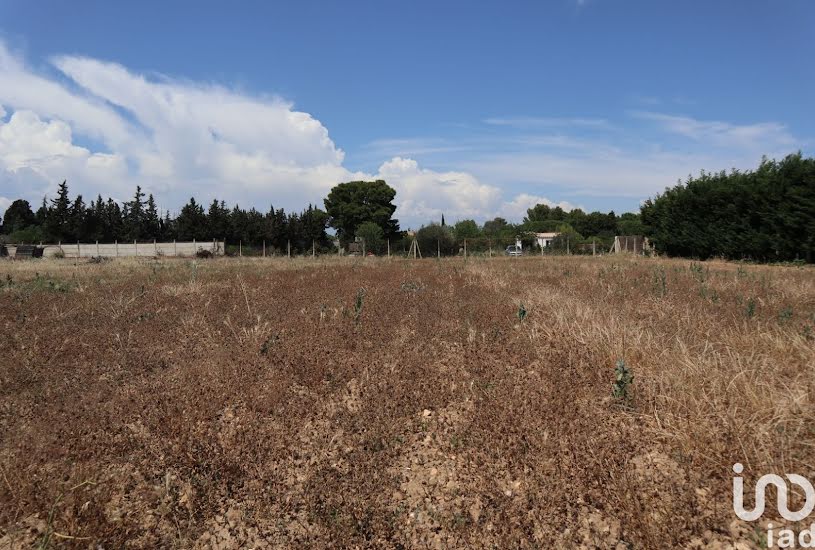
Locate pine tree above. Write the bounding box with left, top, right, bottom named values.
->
left=69, top=195, right=86, bottom=242
left=105, top=199, right=123, bottom=242
left=176, top=198, right=206, bottom=240
left=125, top=186, right=146, bottom=240
left=145, top=194, right=160, bottom=239
left=46, top=180, right=71, bottom=241
left=36, top=197, right=50, bottom=227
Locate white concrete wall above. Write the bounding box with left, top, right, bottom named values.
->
left=33, top=241, right=224, bottom=258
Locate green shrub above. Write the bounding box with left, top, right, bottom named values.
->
left=416, top=223, right=457, bottom=256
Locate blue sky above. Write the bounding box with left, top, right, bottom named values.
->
left=0, top=0, right=812, bottom=228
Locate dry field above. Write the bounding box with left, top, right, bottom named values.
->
left=1, top=256, right=813, bottom=548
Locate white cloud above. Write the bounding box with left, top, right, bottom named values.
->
left=0, top=43, right=521, bottom=226
left=0, top=195, right=11, bottom=218
left=498, top=193, right=578, bottom=221
left=0, top=41, right=351, bottom=213
left=631, top=111, right=796, bottom=150
left=0, top=110, right=88, bottom=170
left=375, top=157, right=502, bottom=225
left=484, top=116, right=609, bottom=129
left=0, top=40, right=807, bottom=229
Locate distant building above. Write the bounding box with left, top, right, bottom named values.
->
left=533, top=232, right=560, bottom=248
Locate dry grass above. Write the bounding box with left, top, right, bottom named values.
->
left=0, top=255, right=813, bottom=548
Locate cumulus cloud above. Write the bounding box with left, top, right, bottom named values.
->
left=0, top=41, right=352, bottom=214
left=0, top=41, right=542, bottom=226
left=374, top=157, right=502, bottom=226
left=1, top=39, right=802, bottom=229
left=498, top=193, right=578, bottom=221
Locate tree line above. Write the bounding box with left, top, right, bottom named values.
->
left=641, top=153, right=815, bottom=262
left=0, top=181, right=334, bottom=253
left=0, top=177, right=646, bottom=255
left=3, top=152, right=812, bottom=261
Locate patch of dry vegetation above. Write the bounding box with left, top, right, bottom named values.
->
left=0, top=256, right=813, bottom=548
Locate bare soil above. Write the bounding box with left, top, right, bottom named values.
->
left=0, top=256, right=812, bottom=548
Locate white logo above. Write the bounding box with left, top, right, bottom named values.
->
left=733, top=463, right=815, bottom=522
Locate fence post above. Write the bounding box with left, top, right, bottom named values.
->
left=154, top=239, right=157, bottom=256
left=263, top=240, right=266, bottom=258
left=212, top=238, right=216, bottom=254
left=567, top=237, right=570, bottom=255
left=192, top=238, right=195, bottom=256
left=489, top=240, right=492, bottom=258
left=239, top=240, right=242, bottom=257
left=96, top=240, right=100, bottom=257
left=312, top=240, right=315, bottom=259
left=115, top=240, right=118, bottom=258
left=592, top=239, right=596, bottom=256
left=362, top=240, right=366, bottom=257
left=464, top=239, right=467, bottom=259
left=174, top=239, right=177, bottom=256
left=387, top=239, right=390, bottom=258
left=287, top=240, right=291, bottom=258
left=437, top=239, right=440, bottom=258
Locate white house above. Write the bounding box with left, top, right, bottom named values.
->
left=533, top=232, right=560, bottom=249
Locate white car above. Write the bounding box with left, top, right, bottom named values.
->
left=505, top=245, right=522, bottom=256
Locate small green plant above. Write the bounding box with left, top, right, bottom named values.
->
left=652, top=266, right=667, bottom=297
left=612, top=359, right=634, bottom=402
left=699, top=285, right=719, bottom=302
left=353, top=287, right=366, bottom=322
left=746, top=298, right=756, bottom=318
left=517, top=303, right=527, bottom=322
left=779, top=307, right=793, bottom=323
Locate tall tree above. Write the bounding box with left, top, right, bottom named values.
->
left=1, top=199, right=36, bottom=234
left=324, top=180, right=399, bottom=245
left=176, top=198, right=207, bottom=240
left=46, top=180, right=71, bottom=241
left=207, top=200, right=230, bottom=240
left=144, top=194, right=161, bottom=239
left=69, top=195, right=87, bottom=241
left=125, top=186, right=146, bottom=240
